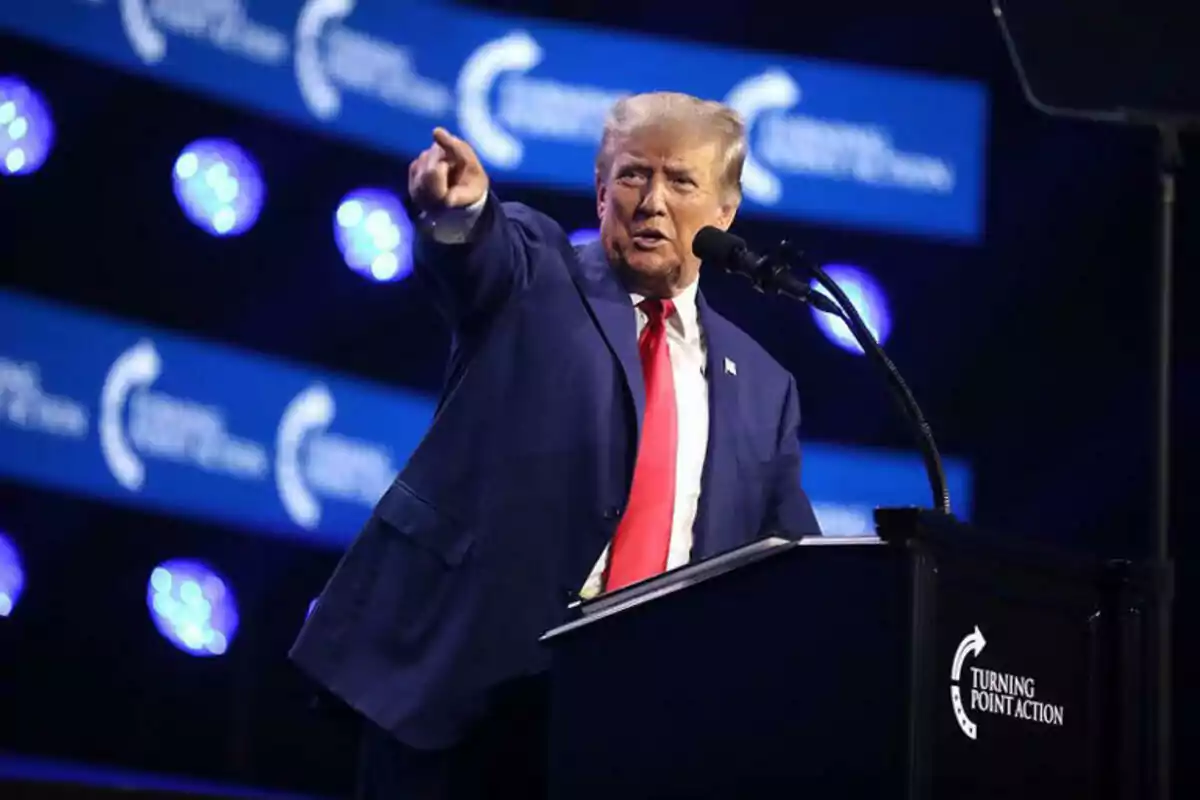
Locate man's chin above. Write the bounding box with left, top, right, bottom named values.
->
left=622, top=251, right=678, bottom=277
left=615, top=253, right=684, bottom=295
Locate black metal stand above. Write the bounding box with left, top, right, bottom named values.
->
left=804, top=258, right=952, bottom=516
left=1151, top=122, right=1180, bottom=800
left=718, top=242, right=953, bottom=517
left=990, top=6, right=1188, bottom=792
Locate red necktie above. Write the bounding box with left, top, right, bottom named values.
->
left=605, top=298, right=678, bottom=592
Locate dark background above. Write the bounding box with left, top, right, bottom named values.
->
left=1, top=1, right=1196, bottom=796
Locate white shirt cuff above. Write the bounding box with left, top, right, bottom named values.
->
left=421, top=193, right=488, bottom=245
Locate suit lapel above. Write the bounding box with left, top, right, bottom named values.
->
left=565, top=250, right=744, bottom=557
left=693, top=291, right=738, bottom=559
left=569, top=242, right=645, bottom=439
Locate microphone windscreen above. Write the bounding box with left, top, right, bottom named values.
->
left=692, top=226, right=746, bottom=263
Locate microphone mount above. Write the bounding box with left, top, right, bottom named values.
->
left=725, top=239, right=953, bottom=517
left=720, top=239, right=842, bottom=315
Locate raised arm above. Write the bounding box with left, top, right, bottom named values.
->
left=406, top=127, right=556, bottom=335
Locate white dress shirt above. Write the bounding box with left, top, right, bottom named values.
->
left=423, top=196, right=710, bottom=599
left=579, top=283, right=709, bottom=598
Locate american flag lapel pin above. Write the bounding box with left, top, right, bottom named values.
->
left=724, top=357, right=737, bottom=376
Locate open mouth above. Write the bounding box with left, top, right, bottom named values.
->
left=631, top=230, right=668, bottom=247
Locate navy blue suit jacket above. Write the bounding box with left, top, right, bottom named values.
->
left=290, top=194, right=821, bottom=749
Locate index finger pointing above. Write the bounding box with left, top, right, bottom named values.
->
left=432, top=127, right=470, bottom=161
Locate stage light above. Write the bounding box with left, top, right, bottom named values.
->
left=811, top=265, right=892, bottom=355
left=569, top=228, right=599, bottom=246
left=0, top=532, right=25, bottom=617
left=147, top=559, right=239, bottom=657
left=173, top=138, right=264, bottom=237
left=0, top=77, right=54, bottom=176
left=334, top=188, right=413, bottom=282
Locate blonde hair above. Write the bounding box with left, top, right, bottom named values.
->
left=595, top=91, right=747, bottom=203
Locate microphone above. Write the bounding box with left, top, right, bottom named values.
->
left=692, top=228, right=842, bottom=315
left=692, top=226, right=952, bottom=517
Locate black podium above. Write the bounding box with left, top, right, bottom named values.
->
left=540, top=508, right=1155, bottom=799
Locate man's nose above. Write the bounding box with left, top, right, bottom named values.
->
left=637, top=178, right=668, bottom=214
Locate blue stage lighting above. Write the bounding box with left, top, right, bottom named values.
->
left=173, top=138, right=264, bottom=237
left=0, top=532, right=25, bottom=617
left=0, top=77, right=54, bottom=176
left=569, top=228, right=599, bottom=247
left=334, top=189, right=413, bottom=282
left=811, top=265, right=892, bottom=355
left=147, top=559, right=239, bottom=657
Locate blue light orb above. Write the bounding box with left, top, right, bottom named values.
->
left=811, top=265, right=892, bottom=355
left=147, top=559, right=239, bottom=657
left=569, top=228, right=599, bottom=247
left=173, top=138, right=264, bottom=236
left=335, top=189, right=413, bottom=282
left=0, top=77, right=55, bottom=176
left=0, top=532, right=25, bottom=617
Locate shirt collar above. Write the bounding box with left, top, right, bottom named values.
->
left=629, top=279, right=700, bottom=341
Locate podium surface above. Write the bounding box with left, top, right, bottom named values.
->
left=541, top=509, right=1151, bottom=799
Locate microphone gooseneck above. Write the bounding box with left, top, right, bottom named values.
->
left=692, top=226, right=952, bottom=517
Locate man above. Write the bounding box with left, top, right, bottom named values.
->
left=290, top=92, right=822, bottom=798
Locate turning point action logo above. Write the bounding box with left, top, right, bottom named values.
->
left=276, top=383, right=395, bottom=531
left=456, top=30, right=627, bottom=171
left=723, top=67, right=956, bottom=206
left=295, top=0, right=451, bottom=122
left=119, top=0, right=287, bottom=67
left=949, top=626, right=1065, bottom=741
left=99, top=340, right=268, bottom=492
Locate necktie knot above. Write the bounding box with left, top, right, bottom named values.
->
left=639, top=298, right=675, bottom=326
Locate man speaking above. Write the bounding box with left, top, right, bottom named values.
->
left=291, top=91, right=822, bottom=798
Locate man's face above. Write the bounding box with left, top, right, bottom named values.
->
left=597, top=126, right=738, bottom=297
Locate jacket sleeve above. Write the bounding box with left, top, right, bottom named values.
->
left=759, top=375, right=823, bottom=539
left=406, top=190, right=568, bottom=337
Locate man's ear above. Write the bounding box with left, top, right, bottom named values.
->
left=717, top=196, right=740, bottom=230
left=595, top=170, right=607, bottom=220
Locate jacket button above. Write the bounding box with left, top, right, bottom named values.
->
left=603, top=507, right=622, bottom=520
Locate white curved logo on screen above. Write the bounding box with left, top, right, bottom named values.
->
left=119, top=0, right=166, bottom=64
left=457, top=31, right=543, bottom=169
left=950, top=626, right=986, bottom=740
left=295, top=0, right=355, bottom=120
left=276, top=383, right=335, bottom=529
left=724, top=69, right=801, bottom=205
left=100, top=340, right=161, bottom=491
